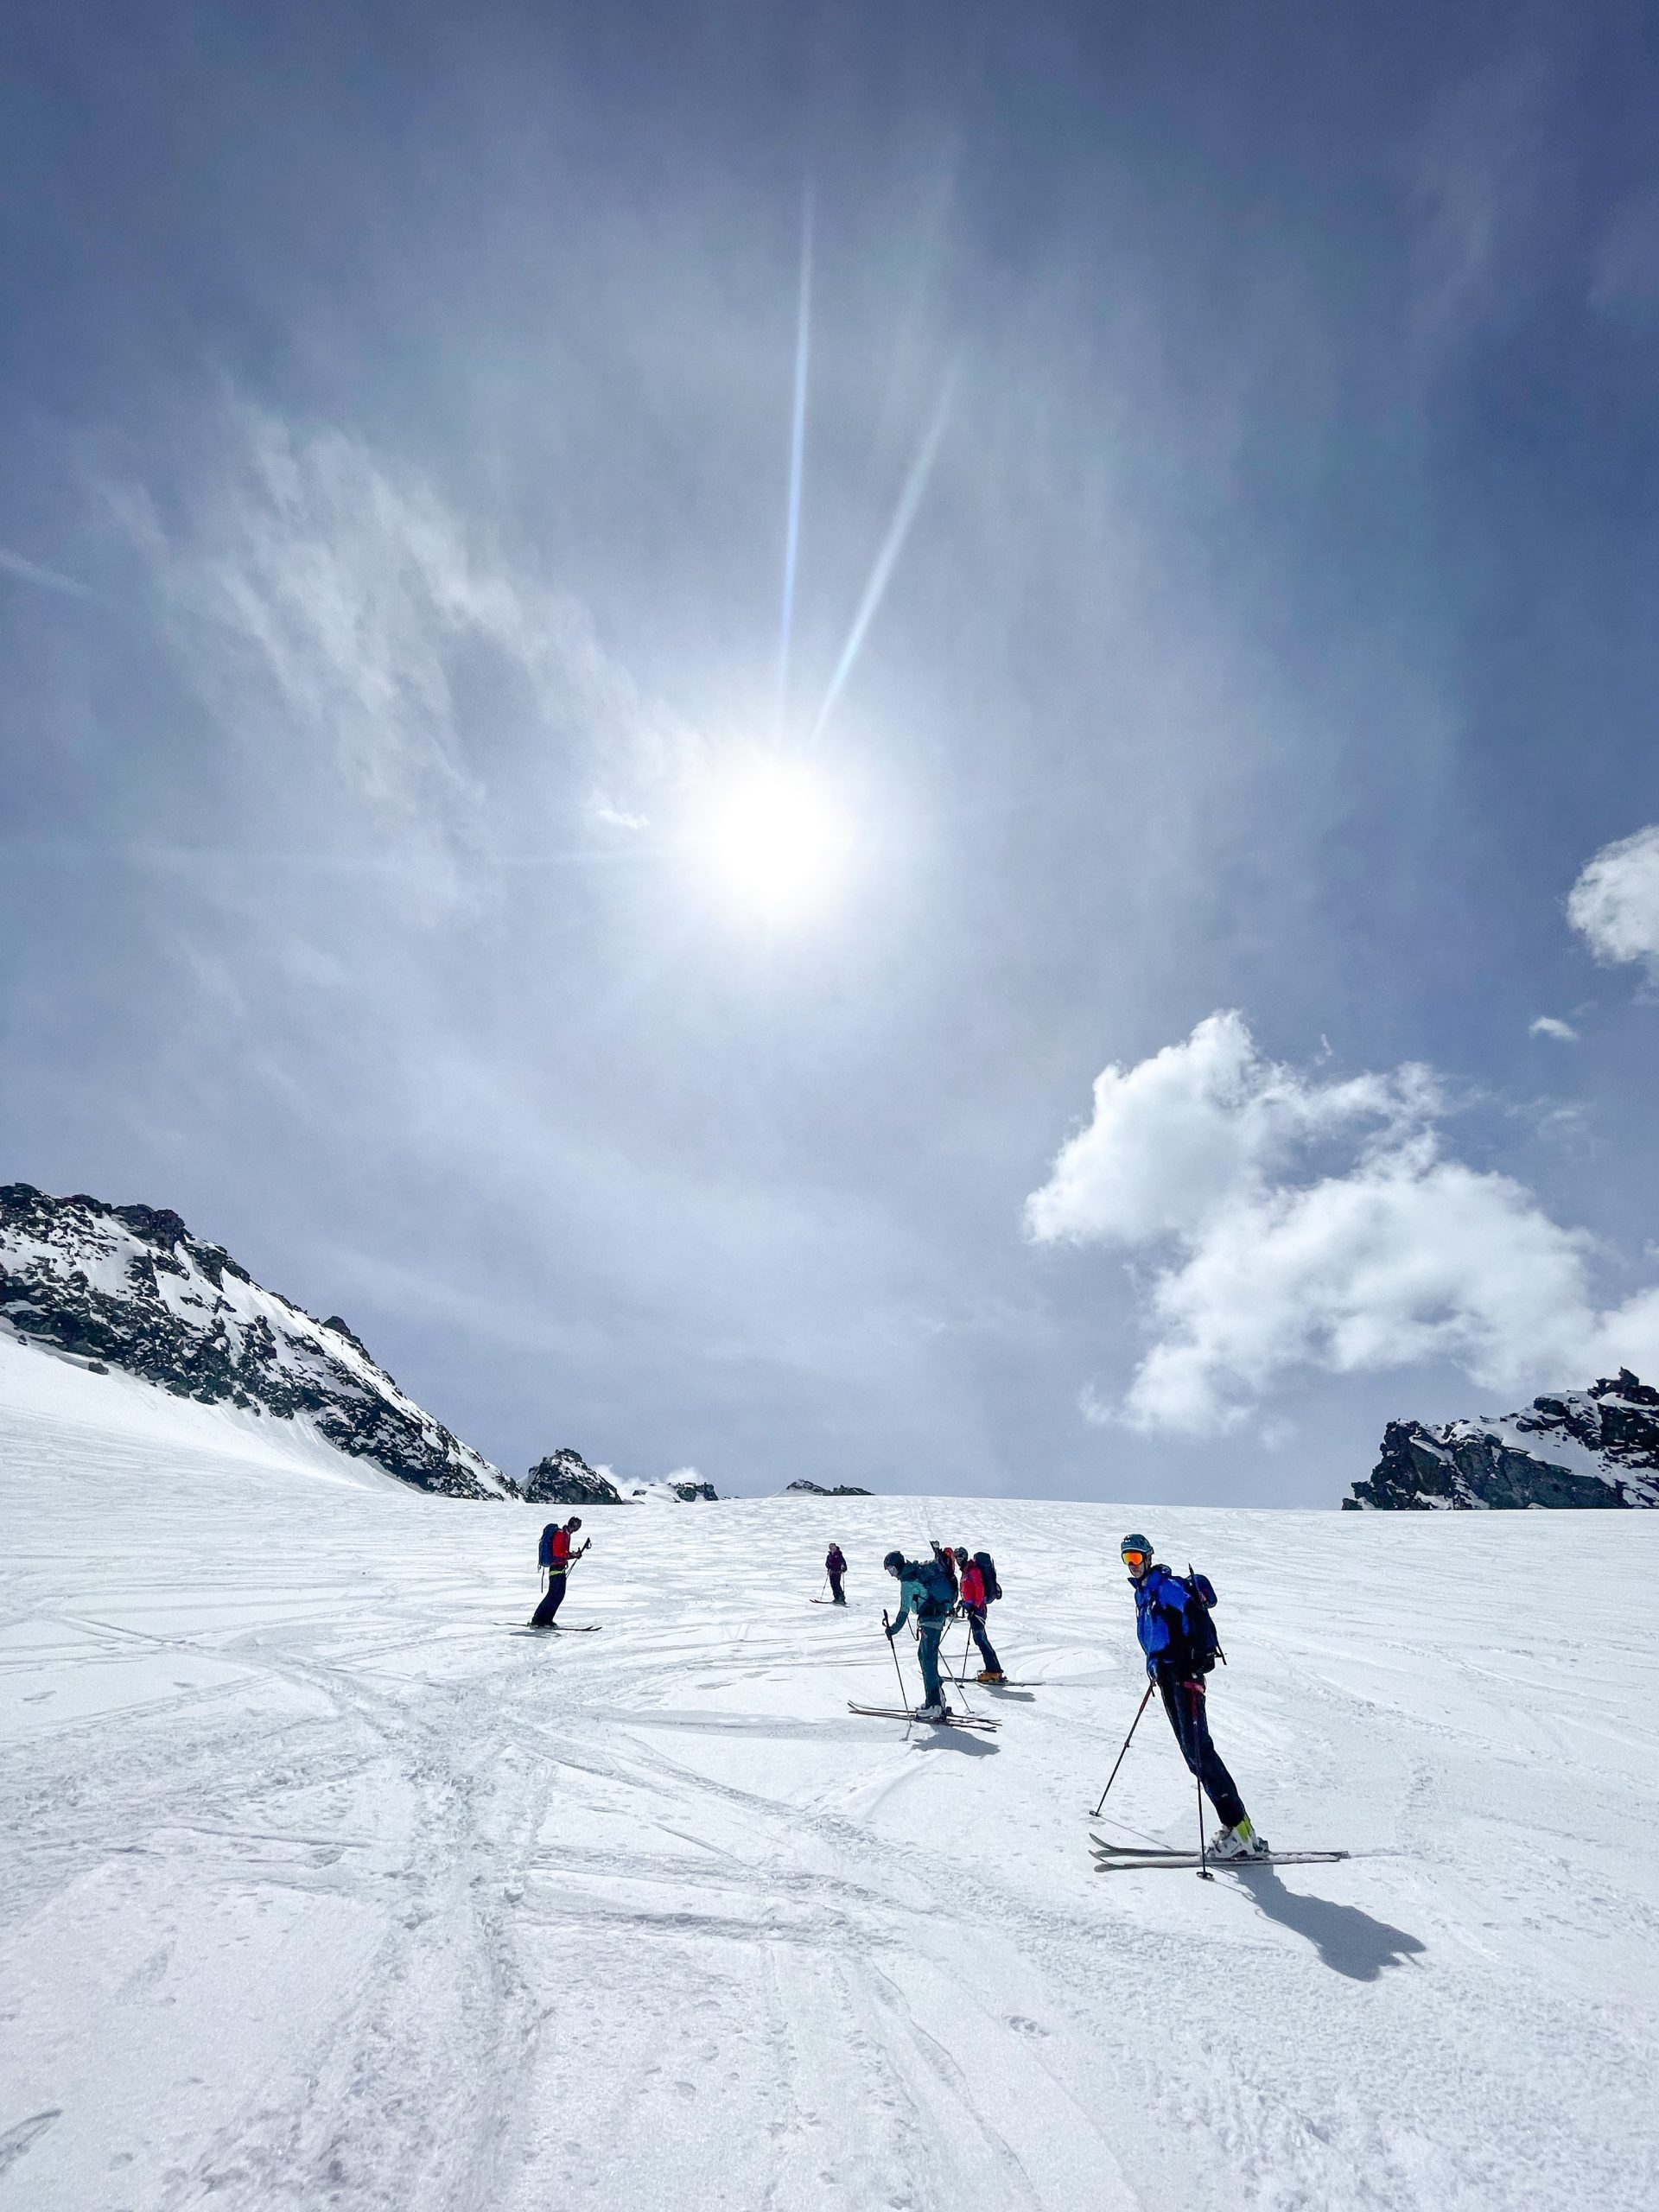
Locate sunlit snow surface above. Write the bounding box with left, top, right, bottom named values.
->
left=3, top=1337, right=1658, bottom=2211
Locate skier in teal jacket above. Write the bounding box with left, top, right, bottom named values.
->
left=882, top=1550, right=954, bottom=1719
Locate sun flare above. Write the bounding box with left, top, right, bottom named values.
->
left=688, top=751, right=855, bottom=923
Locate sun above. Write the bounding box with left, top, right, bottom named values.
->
left=688, top=750, right=855, bottom=924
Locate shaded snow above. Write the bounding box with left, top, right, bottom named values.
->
left=1475, top=1416, right=1616, bottom=1485
left=3, top=1343, right=1658, bottom=2209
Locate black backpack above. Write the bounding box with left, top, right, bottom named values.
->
left=971, top=1549, right=1001, bottom=1604
left=1175, top=1567, right=1224, bottom=1672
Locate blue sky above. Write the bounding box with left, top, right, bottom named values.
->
left=3, top=2, right=1658, bottom=1503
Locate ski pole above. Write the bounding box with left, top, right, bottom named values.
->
left=819, top=1574, right=828, bottom=1601
left=1192, top=1685, right=1213, bottom=1882
left=882, top=1610, right=909, bottom=1709
left=1090, top=1681, right=1154, bottom=1820
left=952, top=1617, right=978, bottom=1704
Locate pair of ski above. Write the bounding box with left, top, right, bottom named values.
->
left=848, top=1702, right=999, bottom=1732
left=513, top=1622, right=603, bottom=1634
left=1090, top=1833, right=1348, bottom=1872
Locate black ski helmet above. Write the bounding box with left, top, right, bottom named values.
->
left=568, top=1516, right=583, bottom=1531
left=952, top=1546, right=969, bottom=1564
left=882, top=1549, right=905, bottom=1573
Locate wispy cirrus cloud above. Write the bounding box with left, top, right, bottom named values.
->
left=0, top=544, right=97, bottom=601
left=122, top=405, right=691, bottom=906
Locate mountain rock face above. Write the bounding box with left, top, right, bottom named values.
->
left=1346, top=1370, right=1659, bottom=1510
left=523, top=1448, right=625, bottom=1505
left=0, top=1184, right=512, bottom=1500
left=522, top=1452, right=721, bottom=1503
left=782, top=1478, right=873, bottom=1497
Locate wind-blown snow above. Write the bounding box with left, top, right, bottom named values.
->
left=3, top=1338, right=1657, bottom=2210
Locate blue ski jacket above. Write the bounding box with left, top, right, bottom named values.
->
left=1133, top=1565, right=1201, bottom=1677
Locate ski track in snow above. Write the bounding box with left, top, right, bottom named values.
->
left=3, top=1346, right=1659, bottom=2209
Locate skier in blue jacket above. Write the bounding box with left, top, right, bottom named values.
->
left=882, top=1550, right=955, bottom=1719
left=1122, top=1534, right=1267, bottom=1859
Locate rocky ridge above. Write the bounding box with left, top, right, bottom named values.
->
left=651, top=1477, right=719, bottom=1503
left=523, top=1449, right=625, bottom=1505
left=523, top=1450, right=720, bottom=1504
left=0, top=1183, right=512, bottom=1500
left=781, top=1478, right=873, bottom=1497
left=1346, top=1370, right=1659, bottom=1510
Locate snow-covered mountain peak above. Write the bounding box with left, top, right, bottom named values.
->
left=0, top=1183, right=512, bottom=1498
left=1348, top=1368, right=1659, bottom=1509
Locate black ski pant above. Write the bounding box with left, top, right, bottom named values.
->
left=913, top=1617, right=946, bottom=1707
left=829, top=1567, right=845, bottom=1604
left=530, top=1573, right=569, bottom=1627
left=964, top=1607, right=1001, bottom=1675
left=1157, top=1672, right=1246, bottom=1831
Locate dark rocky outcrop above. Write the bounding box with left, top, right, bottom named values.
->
left=1346, top=1370, right=1659, bottom=1510
left=523, top=1448, right=625, bottom=1505
left=781, top=1478, right=873, bottom=1497
left=0, top=1182, right=512, bottom=1499
left=522, top=1451, right=720, bottom=1503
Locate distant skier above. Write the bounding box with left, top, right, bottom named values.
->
left=1120, top=1534, right=1266, bottom=1859
left=953, top=1547, right=1004, bottom=1683
left=826, top=1543, right=848, bottom=1605
left=882, top=1549, right=957, bottom=1719
left=528, top=1516, right=590, bottom=1629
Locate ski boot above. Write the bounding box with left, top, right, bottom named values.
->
left=913, top=1700, right=949, bottom=1722
left=1208, top=1815, right=1269, bottom=1860
left=976, top=1669, right=1006, bottom=1684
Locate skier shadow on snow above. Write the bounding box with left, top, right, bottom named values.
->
left=906, top=1728, right=1000, bottom=1758
left=1228, top=1865, right=1424, bottom=1983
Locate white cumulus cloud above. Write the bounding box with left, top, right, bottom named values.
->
left=1567, top=823, right=1659, bottom=981
left=1025, top=1012, right=1659, bottom=1435
left=1529, top=1015, right=1579, bottom=1041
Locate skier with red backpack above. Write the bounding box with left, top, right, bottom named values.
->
left=1121, top=1533, right=1267, bottom=1860
left=953, top=1546, right=1005, bottom=1684
left=527, top=1516, right=590, bottom=1629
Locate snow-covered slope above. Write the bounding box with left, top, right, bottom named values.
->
left=4, top=1351, right=1659, bottom=2211
left=0, top=1184, right=512, bottom=1498
left=1349, top=1368, right=1659, bottom=1509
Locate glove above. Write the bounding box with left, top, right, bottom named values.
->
left=885, top=1624, right=897, bottom=1641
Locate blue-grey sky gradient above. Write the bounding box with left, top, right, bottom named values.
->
left=3, top=2, right=1658, bottom=1501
